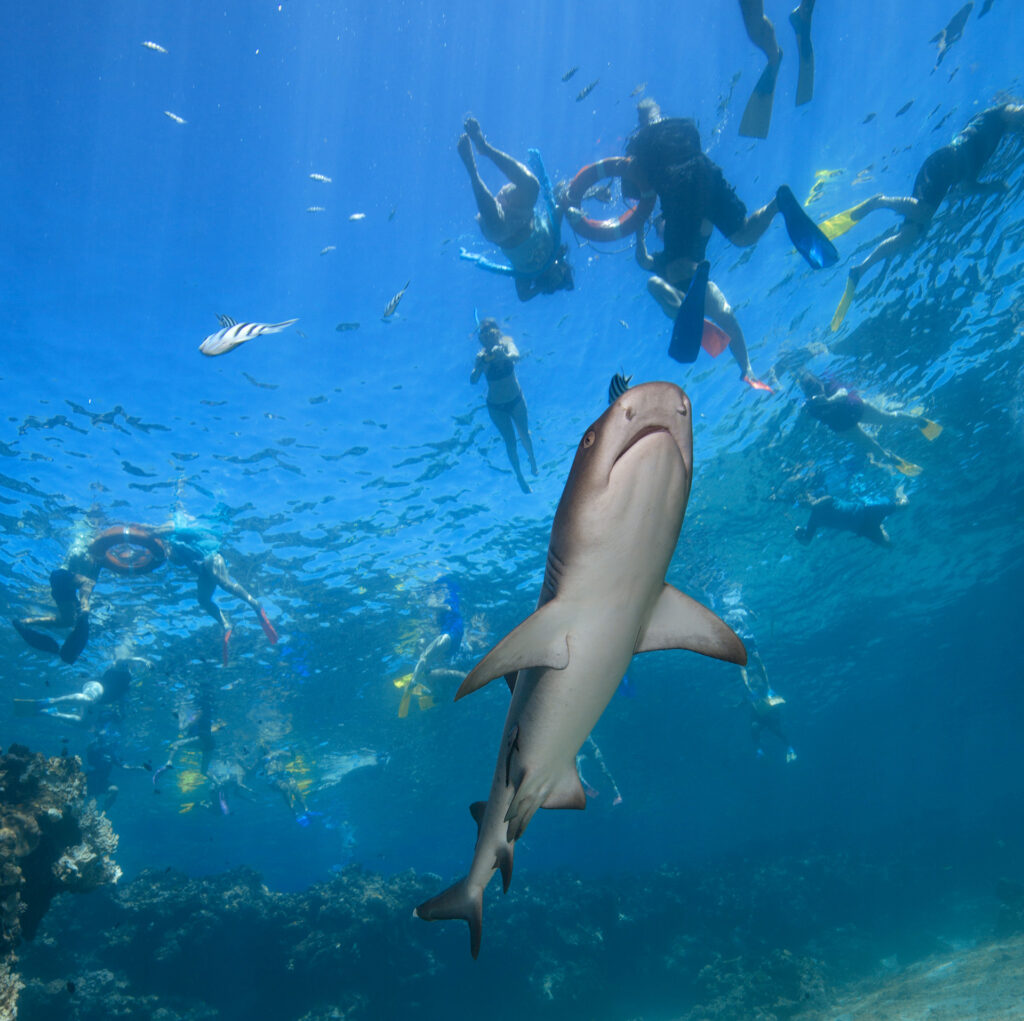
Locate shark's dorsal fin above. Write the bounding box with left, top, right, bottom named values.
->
left=634, top=583, right=747, bottom=665
left=455, top=602, right=571, bottom=700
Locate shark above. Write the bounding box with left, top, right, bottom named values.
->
left=414, top=381, right=747, bottom=957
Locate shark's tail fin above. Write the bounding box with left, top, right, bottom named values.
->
left=415, top=879, right=484, bottom=959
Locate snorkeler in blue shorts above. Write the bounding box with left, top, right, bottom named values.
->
left=411, top=576, right=466, bottom=695
left=826, top=103, right=1024, bottom=329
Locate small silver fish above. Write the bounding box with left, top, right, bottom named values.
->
left=320, top=245, right=336, bottom=256
left=630, top=82, right=646, bottom=97
left=576, top=79, right=599, bottom=102
left=309, top=172, right=332, bottom=184
left=198, top=318, right=298, bottom=357
left=164, top=111, right=186, bottom=125
left=348, top=212, right=366, bottom=221
left=382, top=281, right=410, bottom=320
left=607, top=372, right=632, bottom=405
left=307, top=206, right=326, bottom=213
left=141, top=40, right=167, bottom=54
left=561, top=66, right=580, bottom=82
left=335, top=322, right=361, bottom=332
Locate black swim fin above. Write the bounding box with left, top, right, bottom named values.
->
left=668, top=262, right=709, bottom=364
left=777, top=185, right=838, bottom=269
left=739, top=59, right=780, bottom=140
left=12, top=619, right=61, bottom=656
left=60, top=612, right=89, bottom=664
left=789, top=9, right=814, bottom=106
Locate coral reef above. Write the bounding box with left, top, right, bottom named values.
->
left=0, top=744, right=121, bottom=1020
left=13, top=845, right=1023, bottom=1021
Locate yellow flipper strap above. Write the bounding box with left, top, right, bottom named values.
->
left=831, top=278, right=856, bottom=332
left=920, top=419, right=943, bottom=441
left=820, top=200, right=871, bottom=240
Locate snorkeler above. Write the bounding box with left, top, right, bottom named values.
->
left=740, top=653, right=797, bottom=763
left=798, top=370, right=940, bottom=476
left=625, top=99, right=835, bottom=388
left=409, top=575, right=466, bottom=702
left=471, top=318, right=538, bottom=494
left=153, top=686, right=217, bottom=790
left=12, top=538, right=104, bottom=664
left=152, top=522, right=279, bottom=665
left=794, top=489, right=909, bottom=547
left=825, top=103, right=1024, bottom=330
left=457, top=117, right=574, bottom=301
left=13, top=658, right=138, bottom=721
left=738, top=0, right=817, bottom=139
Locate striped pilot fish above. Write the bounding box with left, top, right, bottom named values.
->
left=607, top=372, right=632, bottom=405
left=199, top=316, right=298, bottom=357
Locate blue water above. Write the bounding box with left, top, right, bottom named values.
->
left=4, top=1, right=1024, bottom=1017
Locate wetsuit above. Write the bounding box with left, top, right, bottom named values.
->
left=912, top=105, right=1010, bottom=208
left=803, top=496, right=901, bottom=543
left=626, top=117, right=747, bottom=271
left=804, top=391, right=865, bottom=432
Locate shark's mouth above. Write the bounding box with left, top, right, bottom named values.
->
left=612, top=424, right=673, bottom=467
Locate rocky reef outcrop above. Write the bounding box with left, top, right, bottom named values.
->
left=0, top=744, right=120, bottom=1020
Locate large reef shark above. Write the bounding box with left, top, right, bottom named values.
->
left=415, top=381, right=747, bottom=957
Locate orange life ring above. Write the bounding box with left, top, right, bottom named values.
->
left=563, top=157, right=656, bottom=242
left=89, top=525, right=167, bottom=576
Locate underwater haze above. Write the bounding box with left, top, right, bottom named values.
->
left=3, top=1, right=1024, bottom=1019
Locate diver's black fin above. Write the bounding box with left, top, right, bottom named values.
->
left=668, top=262, right=709, bottom=364
left=12, top=620, right=61, bottom=656
left=60, top=612, right=89, bottom=664
left=789, top=9, right=814, bottom=106
left=777, top=185, right=838, bottom=269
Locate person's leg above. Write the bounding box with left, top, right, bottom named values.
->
left=487, top=405, right=530, bottom=492
left=849, top=219, right=926, bottom=284
left=413, top=633, right=452, bottom=687
left=509, top=397, right=538, bottom=474
left=458, top=132, right=504, bottom=235
left=738, top=0, right=781, bottom=63
left=464, top=118, right=540, bottom=204
left=705, top=281, right=754, bottom=378
left=858, top=402, right=921, bottom=428
left=729, top=195, right=780, bottom=246
left=196, top=557, right=231, bottom=630
left=647, top=275, right=682, bottom=319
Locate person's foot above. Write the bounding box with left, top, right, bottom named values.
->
left=464, top=116, right=485, bottom=145
left=457, top=132, right=474, bottom=169
left=222, top=628, right=232, bottom=667
left=848, top=265, right=863, bottom=287
left=788, top=7, right=812, bottom=58
left=529, top=457, right=538, bottom=475
left=517, top=474, right=532, bottom=494
left=794, top=526, right=812, bottom=545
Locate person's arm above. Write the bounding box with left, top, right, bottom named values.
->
left=469, top=351, right=486, bottom=384
left=634, top=227, right=655, bottom=270
left=501, top=338, right=521, bottom=361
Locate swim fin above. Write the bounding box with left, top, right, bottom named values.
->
left=789, top=9, right=814, bottom=106
left=59, top=612, right=89, bottom=664
left=222, top=628, right=232, bottom=668
left=257, top=607, right=279, bottom=644
left=742, top=374, right=775, bottom=393
left=13, top=698, right=44, bottom=717
left=920, top=418, right=943, bottom=441
left=831, top=277, right=857, bottom=331
left=739, top=58, right=780, bottom=140
left=820, top=200, right=873, bottom=240
left=700, top=320, right=731, bottom=358
left=12, top=620, right=61, bottom=656
left=668, top=261, right=709, bottom=364
left=395, top=674, right=413, bottom=718
left=893, top=457, right=922, bottom=477
left=776, top=185, right=838, bottom=269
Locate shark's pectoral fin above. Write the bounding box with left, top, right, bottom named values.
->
left=635, top=584, right=747, bottom=665
left=455, top=602, right=572, bottom=700
left=541, top=761, right=587, bottom=811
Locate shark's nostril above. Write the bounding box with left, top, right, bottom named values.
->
left=625, top=407, right=636, bottom=421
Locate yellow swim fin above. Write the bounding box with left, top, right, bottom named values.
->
left=894, top=457, right=922, bottom=477
left=13, top=698, right=42, bottom=716
left=920, top=419, right=943, bottom=441
left=394, top=673, right=413, bottom=718
left=820, top=199, right=872, bottom=240
left=831, top=277, right=857, bottom=332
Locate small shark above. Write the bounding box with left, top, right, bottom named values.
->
left=415, top=382, right=746, bottom=957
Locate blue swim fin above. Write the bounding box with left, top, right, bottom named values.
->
left=777, top=185, right=838, bottom=269
left=668, top=261, right=709, bottom=364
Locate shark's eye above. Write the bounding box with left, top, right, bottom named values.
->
left=582, top=430, right=595, bottom=448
